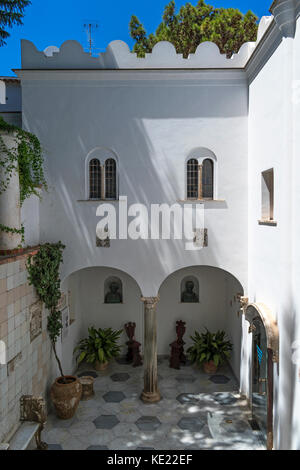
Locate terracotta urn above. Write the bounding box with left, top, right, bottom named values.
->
left=94, top=360, right=108, bottom=371
left=50, top=376, right=82, bottom=420
left=203, top=361, right=218, bottom=374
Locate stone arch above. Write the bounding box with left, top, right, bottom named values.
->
left=245, top=302, right=279, bottom=450
left=245, top=303, right=279, bottom=363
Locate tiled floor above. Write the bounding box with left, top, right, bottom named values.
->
left=43, top=358, right=265, bottom=451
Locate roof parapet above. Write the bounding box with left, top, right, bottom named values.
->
left=20, top=16, right=275, bottom=71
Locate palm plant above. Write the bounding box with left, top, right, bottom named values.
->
left=74, top=327, right=123, bottom=367
left=188, top=329, right=233, bottom=368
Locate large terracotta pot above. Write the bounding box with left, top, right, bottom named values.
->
left=50, top=376, right=82, bottom=420
left=94, top=361, right=108, bottom=371
left=203, top=361, right=218, bottom=374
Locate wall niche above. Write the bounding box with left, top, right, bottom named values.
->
left=104, top=277, right=123, bottom=304
left=180, top=276, right=199, bottom=303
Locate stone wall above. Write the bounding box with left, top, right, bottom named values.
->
left=0, top=248, right=52, bottom=443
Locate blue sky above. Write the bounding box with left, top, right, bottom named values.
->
left=0, top=0, right=272, bottom=76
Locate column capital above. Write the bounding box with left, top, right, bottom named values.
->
left=141, top=296, right=159, bottom=308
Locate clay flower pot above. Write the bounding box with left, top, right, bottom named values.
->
left=50, top=376, right=82, bottom=420
left=94, top=361, right=109, bottom=371
left=203, top=361, right=218, bottom=374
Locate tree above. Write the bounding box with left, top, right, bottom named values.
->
left=129, top=0, right=258, bottom=58
left=0, top=0, right=31, bottom=47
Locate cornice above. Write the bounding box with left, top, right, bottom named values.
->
left=14, top=68, right=247, bottom=87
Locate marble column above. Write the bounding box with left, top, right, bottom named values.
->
left=141, top=296, right=161, bottom=403
left=0, top=133, right=22, bottom=251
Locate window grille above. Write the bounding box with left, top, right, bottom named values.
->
left=89, top=159, right=102, bottom=199
left=105, top=158, right=117, bottom=199
left=187, top=159, right=199, bottom=199
left=202, top=159, right=214, bottom=199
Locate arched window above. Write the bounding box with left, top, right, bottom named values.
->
left=187, top=159, right=199, bottom=199
left=105, top=158, right=117, bottom=200
left=89, top=159, right=102, bottom=199
left=202, top=159, right=214, bottom=199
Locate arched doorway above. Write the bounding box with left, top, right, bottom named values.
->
left=245, top=304, right=279, bottom=451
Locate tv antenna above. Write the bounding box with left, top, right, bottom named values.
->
left=83, top=20, right=99, bottom=55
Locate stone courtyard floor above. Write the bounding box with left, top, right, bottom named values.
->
left=42, top=358, right=265, bottom=451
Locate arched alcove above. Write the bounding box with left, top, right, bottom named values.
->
left=157, top=265, right=244, bottom=380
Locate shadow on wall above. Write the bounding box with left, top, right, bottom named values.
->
left=22, top=72, right=248, bottom=296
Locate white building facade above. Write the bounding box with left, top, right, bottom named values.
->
left=6, top=0, right=300, bottom=450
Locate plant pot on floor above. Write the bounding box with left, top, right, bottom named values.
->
left=50, top=376, right=82, bottom=420
left=203, top=361, right=218, bottom=375
left=94, top=360, right=109, bottom=371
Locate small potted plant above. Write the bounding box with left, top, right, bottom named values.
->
left=74, top=327, right=123, bottom=371
left=187, top=329, right=233, bottom=374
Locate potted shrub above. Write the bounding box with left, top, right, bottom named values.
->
left=75, top=327, right=123, bottom=371
left=27, top=243, right=82, bottom=420
left=187, top=329, right=233, bottom=374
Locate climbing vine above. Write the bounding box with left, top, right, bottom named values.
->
left=26, top=242, right=66, bottom=379
left=0, top=116, right=46, bottom=204
left=0, top=223, right=25, bottom=244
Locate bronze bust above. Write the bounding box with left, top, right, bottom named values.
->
left=181, top=280, right=199, bottom=303
left=105, top=282, right=122, bottom=304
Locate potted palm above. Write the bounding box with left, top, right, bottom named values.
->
left=75, top=327, right=123, bottom=371
left=188, top=329, right=233, bottom=374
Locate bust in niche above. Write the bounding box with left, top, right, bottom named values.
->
left=181, top=280, right=199, bottom=303
left=105, top=282, right=122, bottom=304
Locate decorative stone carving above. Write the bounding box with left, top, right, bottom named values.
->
left=20, top=395, right=48, bottom=450
left=237, top=295, right=249, bottom=315
left=96, top=235, right=110, bottom=248
left=29, top=301, right=43, bottom=343
left=193, top=228, right=208, bottom=248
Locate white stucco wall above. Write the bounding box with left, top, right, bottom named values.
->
left=20, top=71, right=249, bottom=297
left=248, top=14, right=300, bottom=449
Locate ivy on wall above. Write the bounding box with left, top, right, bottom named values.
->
left=26, top=242, right=66, bottom=379
left=0, top=116, right=47, bottom=204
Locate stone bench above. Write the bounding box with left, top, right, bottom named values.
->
left=2, top=396, right=48, bottom=451
left=9, top=422, right=41, bottom=450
